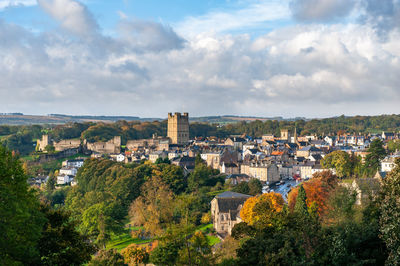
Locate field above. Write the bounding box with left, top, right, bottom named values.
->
left=106, top=223, right=220, bottom=252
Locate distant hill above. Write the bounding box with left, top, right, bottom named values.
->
left=0, top=114, right=301, bottom=125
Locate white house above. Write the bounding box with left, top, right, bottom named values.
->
left=59, top=167, right=77, bottom=176
left=57, top=174, right=73, bottom=185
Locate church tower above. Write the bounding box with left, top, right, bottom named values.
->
left=167, top=112, right=189, bottom=145
left=292, top=127, right=298, bottom=144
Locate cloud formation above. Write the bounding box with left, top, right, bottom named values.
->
left=290, top=0, right=357, bottom=21
left=0, top=0, right=400, bottom=118
left=176, top=0, right=290, bottom=36
left=361, top=0, right=400, bottom=38
left=37, top=0, right=99, bottom=37
left=0, top=0, right=36, bottom=9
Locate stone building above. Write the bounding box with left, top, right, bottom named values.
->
left=36, top=134, right=50, bottom=152
left=280, top=129, right=291, bottom=141
left=211, top=191, right=251, bottom=237
left=54, top=139, right=81, bottom=151
left=37, top=134, right=81, bottom=152
left=241, top=161, right=280, bottom=183
left=167, top=112, right=189, bottom=145
left=86, top=136, right=121, bottom=154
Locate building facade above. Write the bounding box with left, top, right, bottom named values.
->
left=167, top=112, right=189, bottom=145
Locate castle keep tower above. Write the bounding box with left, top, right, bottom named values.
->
left=168, top=112, right=189, bottom=145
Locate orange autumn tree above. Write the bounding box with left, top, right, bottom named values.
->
left=240, top=192, right=284, bottom=226
left=288, top=170, right=338, bottom=216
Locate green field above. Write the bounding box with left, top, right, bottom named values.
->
left=106, top=223, right=220, bottom=252
left=107, top=232, right=151, bottom=251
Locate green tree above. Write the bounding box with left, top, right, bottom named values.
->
left=0, top=146, right=45, bottom=265
left=379, top=158, right=400, bottom=265
left=44, top=144, right=55, bottom=153
left=294, top=185, right=309, bottom=217
left=321, top=151, right=351, bottom=178
left=248, top=178, right=262, bottom=195
left=232, top=181, right=250, bottom=195
left=37, top=204, right=96, bottom=266
left=387, top=140, right=400, bottom=153
left=364, top=138, right=386, bottom=177
left=89, top=249, right=126, bottom=266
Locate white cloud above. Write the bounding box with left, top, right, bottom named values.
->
left=0, top=0, right=37, bottom=9
left=1, top=0, right=400, bottom=118
left=290, top=0, right=357, bottom=21
left=175, top=0, right=291, bottom=37
left=37, top=0, right=99, bottom=37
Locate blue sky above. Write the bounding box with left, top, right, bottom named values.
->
left=0, top=0, right=292, bottom=36
left=0, top=0, right=399, bottom=118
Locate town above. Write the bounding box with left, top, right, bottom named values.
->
left=26, top=112, right=400, bottom=238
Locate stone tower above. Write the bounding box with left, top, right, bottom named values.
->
left=168, top=112, right=189, bottom=145
left=292, top=127, right=298, bottom=144
left=37, top=134, right=49, bottom=152
left=280, top=129, right=291, bottom=141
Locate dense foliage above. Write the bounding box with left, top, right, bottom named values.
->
left=0, top=146, right=95, bottom=265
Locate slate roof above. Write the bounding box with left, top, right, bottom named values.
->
left=215, top=191, right=251, bottom=213
left=216, top=191, right=251, bottom=199
left=216, top=197, right=250, bottom=213
left=173, top=156, right=195, bottom=163
left=311, top=154, right=323, bottom=161
left=299, top=146, right=322, bottom=152
left=355, top=178, right=381, bottom=192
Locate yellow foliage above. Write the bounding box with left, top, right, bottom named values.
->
left=240, top=192, right=284, bottom=225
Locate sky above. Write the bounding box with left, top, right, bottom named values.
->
left=0, top=0, right=400, bottom=118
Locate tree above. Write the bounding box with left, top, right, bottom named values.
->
left=89, top=249, right=126, bottom=266
left=248, top=178, right=262, bottom=195
left=232, top=181, right=249, bottom=195
left=37, top=204, right=96, bottom=266
left=387, top=140, right=400, bottom=153
left=177, top=231, right=214, bottom=266
left=379, top=158, right=400, bottom=265
left=321, top=151, right=351, bottom=178
left=129, top=176, right=174, bottom=236
left=364, top=138, right=386, bottom=177
left=121, top=244, right=149, bottom=265
left=0, top=146, right=45, bottom=265
left=294, top=185, right=309, bottom=217
left=44, top=144, right=55, bottom=153
left=155, top=157, right=170, bottom=164
left=288, top=171, right=338, bottom=216
left=240, top=192, right=284, bottom=227
left=187, top=163, right=221, bottom=192
left=45, top=173, right=56, bottom=193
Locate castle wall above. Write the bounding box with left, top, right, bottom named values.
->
left=54, top=139, right=81, bottom=151
left=86, top=136, right=121, bottom=154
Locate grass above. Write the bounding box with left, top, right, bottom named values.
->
left=197, top=223, right=213, bottom=232
left=106, top=225, right=150, bottom=251
left=207, top=189, right=228, bottom=197
left=207, top=235, right=221, bottom=246
left=106, top=223, right=220, bottom=252
left=107, top=232, right=151, bottom=251
left=198, top=224, right=221, bottom=246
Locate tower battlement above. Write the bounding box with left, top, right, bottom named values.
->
left=167, top=112, right=189, bottom=145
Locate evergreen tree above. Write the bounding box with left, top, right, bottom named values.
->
left=294, top=185, right=308, bottom=217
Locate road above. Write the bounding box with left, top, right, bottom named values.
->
left=263, top=179, right=302, bottom=201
